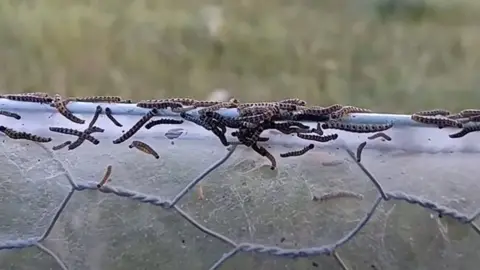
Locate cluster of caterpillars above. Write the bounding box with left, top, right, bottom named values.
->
left=5, top=92, right=480, bottom=206
left=411, top=108, right=480, bottom=138
left=7, top=93, right=480, bottom=204
left=0, top=94, right=398, bottom=164
left=3, top=93, right=480, bottom=168
left=174, top=98, right=394, bottom=170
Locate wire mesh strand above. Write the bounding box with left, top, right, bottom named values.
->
left=0, top=99, right=479, bottom=270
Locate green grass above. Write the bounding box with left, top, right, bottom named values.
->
left=0, top=0, right=479, bottom=113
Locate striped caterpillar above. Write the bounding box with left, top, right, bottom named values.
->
left=297, top=133, right=338, bottom=143
left=2, top=94, right=53, bottom=104
left=105, top=107, right=123, bottom=127
left=97, top=165, right=113, bottom=188
left=411, top=114, right=462, bottom=128
left=280, top=144, right=314, bottom=158
left=297, top=104, right=343, bottom=116
left=52, top=141, right=72, bottom=151
left=278, top=98, right=307, bottom=106
left=449, top=124, right=480, bottom=139
left=145, top=119, right=184, bottom=129
left=329, top=106, right=372, bottom=120
left=71, top=96, right=122, bottom=103
left=129, top=140, right=160, bottom=159
left=252, top=143, right=276, bottom=170
left=0, top=126, right=52, bottom=143
left=52, top=94, right=85, bottom=124
left=321, top=122, right=393, bottom=133
left=414, top=109, right=451, bottom=116
left=113, top=109, right=158, bottom=144
left=137, top=100, right=183, bottom=110
left=356, top=141, right=367, bottom=162
left=367, top=132, right=392, bottom=141
left=49, top=127, right=100, bottom=145
left=0, top=110, right=21, bottom=120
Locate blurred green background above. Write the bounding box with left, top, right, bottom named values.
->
left=0, top=0, right=480, bottom=113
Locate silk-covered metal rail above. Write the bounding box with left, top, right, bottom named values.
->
left=0, top=93, right=480, bottom=270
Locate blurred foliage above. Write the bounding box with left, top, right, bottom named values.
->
left=0, top=0, right=479, bottom=113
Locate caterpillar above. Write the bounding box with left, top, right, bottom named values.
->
left=414, top=109, right=451, bottom=116
left=72, top=96, right=122, bottom=103
left=197, top=101, right=238, bottom=115
left=52, top=94, right=85, bottom=124
left=252, top=143, right=276, bottom=170
left=449, top=124, right=480, bottom=139
left=105, top=107, right=123, bottom=127
left=129, top=140, right=159, bottom=159
left=237, top=102, right=280, bottom=109
left=237, top=102, right=294, bottom=113
left=297, top=104, right=343, bottom=116
left=459, top=109, right=480, bottom=117
left=321, top=122, right=393, bottom=133
left=52, top=141, right=72, bottom=151
left=49, top=127, right=99, bottom=145
left=97, top=165, right=113, bottom=188
left=329, top=106, right=372, bottom=120
left=297, top=133, right=338, bottom=143
left=68, top=126, right=104, bottom=150
left=0, top=110, right=21, bottom=120
left=280, top=144, right=314, bottom=158
left=411, top=114, right=462, bottom=128
left=313, top=190, right=364, bottom=202
left=145, top=118, right=184, bottom=129
left=192, top=100, right=223, bottom=108
left=88, top=126, right=105, bottom=133
left=275, top=102, right=297, bottom=111
left=263, top=120, right=310, bottom=130
left=89, top=106, right=103, bottom=128
left=18, top=92, right=51, bottom=98
left=278, top=98, right=307, bottom=106
left=165, top=98, right=196, bottom=106
left=113, top=109, right=158, bottom=144
left=312, top=122, right=324, bottom=135
left=356, top=141, right=367, bottom=162
left=0, top=126, right=52, bottom=143
left=236, top=109, right=277, bottom=123
left=367, top=132, right=392, bottom=141
left=142, top=98, right=195, bottom=106
left=1, top=94, right=53, bottom=104
left=137, top=100, right=183, bottom=110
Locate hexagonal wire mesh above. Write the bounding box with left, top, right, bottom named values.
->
left=0, top=97, right=479, bottom=270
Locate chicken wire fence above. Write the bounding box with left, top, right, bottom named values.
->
left=0, top=95, right=480, bottom=270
